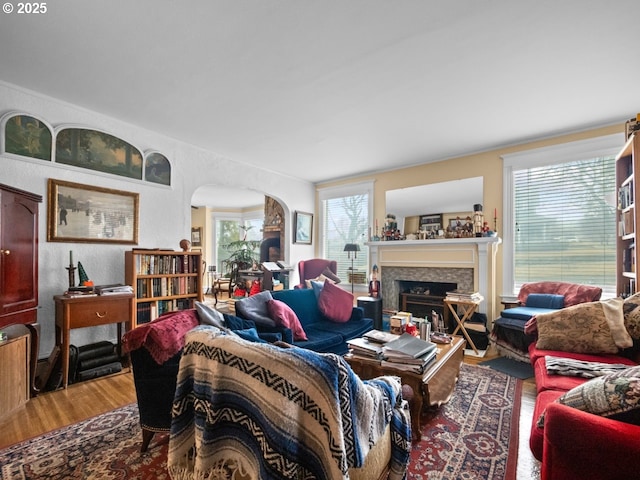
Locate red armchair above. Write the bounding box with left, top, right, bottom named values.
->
left=540, top=402, right=640, bottom=480
left=295, top=258, right=338, bottom=289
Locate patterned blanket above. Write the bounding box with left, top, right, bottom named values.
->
left=168, top=326, right=411, bottom=480
left=545, top=355, right=631, bottom=378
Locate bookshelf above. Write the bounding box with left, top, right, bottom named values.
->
left=617, top=134, right=640, bottom=297
left=125, top=250, right=203, bottom=324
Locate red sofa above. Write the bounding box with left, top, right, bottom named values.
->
left=526, top=296, right=640, bottom=479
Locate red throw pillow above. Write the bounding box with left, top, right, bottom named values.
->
left=267, top=299, right=308, bottom=341
left=318, top=279, right=353, bottom=323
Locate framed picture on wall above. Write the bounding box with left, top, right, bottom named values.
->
left=191, top=227, right=202, bottom=246
left=47, top=179, right=139, bottom=244
left=294, top=211, right=313, bottom=244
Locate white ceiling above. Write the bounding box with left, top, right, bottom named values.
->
left=2, top=0, right=639, bottom=209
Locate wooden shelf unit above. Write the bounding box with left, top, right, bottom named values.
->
left=125, top=250, right=203, bottom=324
left=616, top=134, right=640, bottom=297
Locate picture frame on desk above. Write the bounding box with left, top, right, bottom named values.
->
left=47, top=179, right=139, bottom=244
left=294, top=211, right=313, bottom=244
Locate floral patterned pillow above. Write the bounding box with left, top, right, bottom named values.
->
left=538, top=365, right=640, bottom=428
left=535, top=297, right=632, bottom=354
left=623, top=293, right=640, bottom=339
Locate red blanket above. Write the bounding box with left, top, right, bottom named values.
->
left=122, top=309, right=199, bottom=364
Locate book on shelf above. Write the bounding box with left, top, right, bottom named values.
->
left=347, top=337, right=384, bottom=359
left=382, top=332, right=437, bottom=359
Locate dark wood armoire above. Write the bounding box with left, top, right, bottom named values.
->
left=0, top=183, right=42, bottom=395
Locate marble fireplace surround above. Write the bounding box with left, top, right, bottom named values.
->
left=367, top=237, right=501, bottom=321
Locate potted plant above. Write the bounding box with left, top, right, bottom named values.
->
left=222, top=226, right=261, bottom=296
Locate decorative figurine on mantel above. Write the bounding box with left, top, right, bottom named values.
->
left=369, top=264, right=381, bottom=298
left=179, top=239, right=191, bottom=251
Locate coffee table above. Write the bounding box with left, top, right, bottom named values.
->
left=345, top=335, right=465, bottom=440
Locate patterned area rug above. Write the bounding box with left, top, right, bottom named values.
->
left=408, top=363, right=522, bottom=480
left=0, top=364, right=521, bottom=480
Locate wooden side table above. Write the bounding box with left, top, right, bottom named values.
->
left=444, top=298, right=483, bottom=354
left=54, top=294, right=135, bottom=388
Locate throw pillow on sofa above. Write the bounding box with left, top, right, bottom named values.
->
left=317, top=279, right=353, bottom=323
left=623, top=292, right=640, bottom=339
left=535, top=297, right=632, bottom=354
left=235, top=290, right=276, bottom=327
left=267, top=299, right=308, bottom=341
left=537, top=364, right=640, bottom=428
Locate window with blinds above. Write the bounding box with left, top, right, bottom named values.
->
left=319, top=182, right=372, bottom=284
left=513, top=156, right=617, bottom=292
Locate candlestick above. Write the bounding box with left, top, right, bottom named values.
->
left=65, top=265, right=77, bottom=288
left=70, top=250, right=73, bottom=266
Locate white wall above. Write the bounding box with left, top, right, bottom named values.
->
left=0, top=81, right=315, bottom=357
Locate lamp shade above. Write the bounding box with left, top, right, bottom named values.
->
left=343, top=243, right=361, bottom=252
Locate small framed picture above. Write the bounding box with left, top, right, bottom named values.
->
left=191, top=227, right=202, bottom=246
left=294, top=211, right=313, bottom=244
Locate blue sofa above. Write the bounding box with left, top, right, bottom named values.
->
left=237, top=288, right=374, bottom=355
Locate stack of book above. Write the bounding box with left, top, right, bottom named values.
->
left=445, top=289, right=484, bottom=302
left=347, top=337, right=384, bottom=360
left=95, top=284, right=134, bottom=295
left=381, top=333, right=438, bottom=373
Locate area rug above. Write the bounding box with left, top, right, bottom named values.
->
left=407, top=363, right=522, bottom=480
left=480, top=355, right=534, bottom=380
left=0, top=364, right=521, bottom=480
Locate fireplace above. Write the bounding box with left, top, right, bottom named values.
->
left=367, top=236, right=501, bottom=322
left=397, top=280, right=457, bottom=319
left=382, top=266, right=473, bottom=313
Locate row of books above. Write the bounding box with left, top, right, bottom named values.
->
left=133, top=253, right=200, bottom=275
left=347, top=332, right=438, bottom=374
left=135, top=277, right=199, bottom=299
left=136, top=298, right=193, bottom=324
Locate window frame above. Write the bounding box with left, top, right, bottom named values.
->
left=318, top=180, right=374, bottom=286
left=501, top=133, right=622, bottom=297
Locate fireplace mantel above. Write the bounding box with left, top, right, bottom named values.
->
left=366, top=237, right=501, bottom=321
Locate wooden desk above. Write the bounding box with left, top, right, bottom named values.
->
left=54, top=294, right=135, bottom=388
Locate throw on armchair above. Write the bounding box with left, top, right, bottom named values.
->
left=491, top=281, right=602, bottom=361
left=295, top=258, right=339, bottom=289
left=122, top=303, right=282, bottom=452
left=168, top=327, right=412, bottom=480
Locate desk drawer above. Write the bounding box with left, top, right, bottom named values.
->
left=67, top=299, right=131, bottom=328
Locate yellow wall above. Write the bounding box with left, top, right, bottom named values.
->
left=317, top=123, right=625, bottom=306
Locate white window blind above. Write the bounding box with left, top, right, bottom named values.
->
left=319, top=181, right=373, bottom=284
left=513, top=157, right=616, bottom=290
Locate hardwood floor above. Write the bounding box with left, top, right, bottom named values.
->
left=0, top=346, right=540, bottom=479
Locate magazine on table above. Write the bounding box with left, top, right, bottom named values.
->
left=381, top=349, right=437, bottom=373
left=347, top=337, right=383, bottom=359
left=383, top=333, right=436, bottom=359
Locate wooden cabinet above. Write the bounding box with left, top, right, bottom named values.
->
left=0, top=326, right=30, bottom=420
left=125, top=250, right=203, bottom=324
left=0, top=184, right=41, bottom=327
left=616, top=134, right=640, bottom=296
left=0, top=184, right=42, bottom=396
